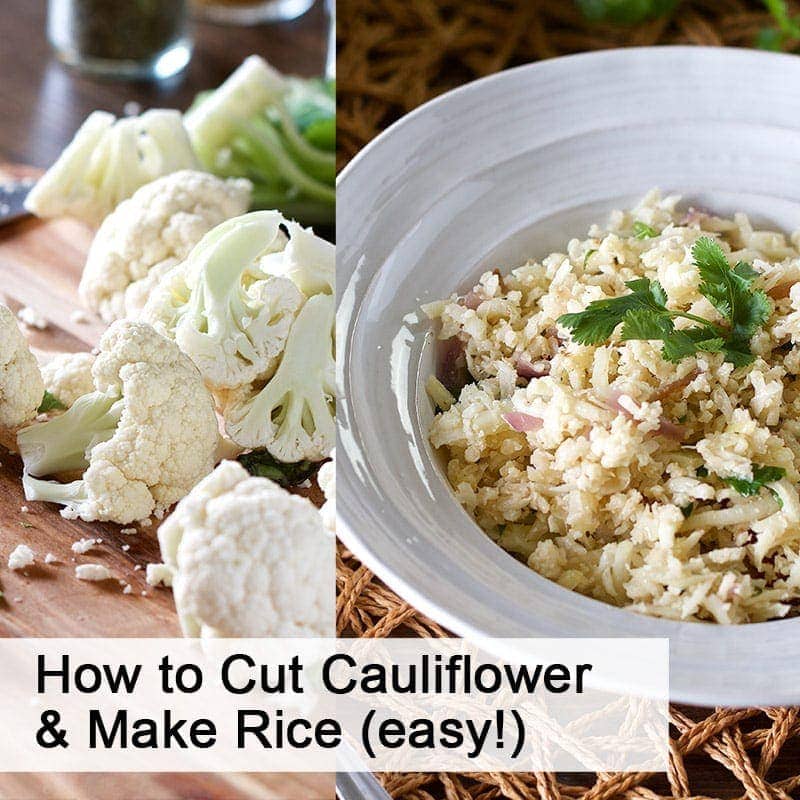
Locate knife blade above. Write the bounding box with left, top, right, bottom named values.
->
left=0, top=178, right=35, bottom=227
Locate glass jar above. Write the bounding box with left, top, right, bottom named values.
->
left=48, top=0, right=192, bottom=80
left=190, top=0, right=314, bottom=25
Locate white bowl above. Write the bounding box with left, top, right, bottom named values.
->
left=336, top=46, right=800, bottom=707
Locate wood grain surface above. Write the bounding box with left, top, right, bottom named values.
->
left=0, top=163, right=332, bottom=798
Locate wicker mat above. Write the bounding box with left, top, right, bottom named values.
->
left=336, top=1, right=800, bottom=797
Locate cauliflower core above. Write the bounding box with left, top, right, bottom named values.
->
left=40, top=352, right=96, bottom=408
left=158, top=460, right=333, bottom=637
left=0, top=305, right=45, bottom=429
left=17, top=321, right=219, bottom=524
left=80, top=170, right=252, bottom=323
left=25, top=109, right=198, bottom=226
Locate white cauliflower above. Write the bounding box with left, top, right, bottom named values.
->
left=18, top=321, right=219, bottom=524
left=260, top=220, right=334, bottom=296
left=0, top=305, right=45, bottom=429
left=224, top=292, right=335, bottom=462
left=79, top=170, right=252, bottom=323
left=158, top=459, right=333, bottom=637
left=317, top=449, right=335, bottom=536
left=185, top=55, right=286, bottom=170
left=40, top=352, right=96, bottom=409
left=142, top=210, right=304, bottom=389
left=25, top=109, right=198, bottom=226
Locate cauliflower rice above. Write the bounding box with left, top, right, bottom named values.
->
left=424, top=190, right=800, bottom=624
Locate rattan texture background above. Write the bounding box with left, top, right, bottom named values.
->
left=336, top=1, right=800, bottom=797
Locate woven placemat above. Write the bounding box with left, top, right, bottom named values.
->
left=337, top=1, right=800, bottom=797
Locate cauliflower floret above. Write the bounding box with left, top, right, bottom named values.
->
left=25, top=109, right=198, bottom=226
left=223, top=292, right=335, bottom=462
left=158, top=459, right=332, bottom=637
left=260, top=220, right=334, bottom=296
left=0, top=305, right=45, bottom=429
left=143, top=210, right=304, bottom=389
left=18, top=321, right=219, bottom=524
left=317, top=449, right=335, bottom=536
left=185, top=55, right=286, bottom=169
left=40, top=352, right=96, bottom=409
left=79, top=171, right=252, bottom=323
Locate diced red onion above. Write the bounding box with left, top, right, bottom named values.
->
left=515, top=356, right=550, bottom=379
left=436, top=337, right=470, bottom=395
left=503, top=412, right=543, bottom=432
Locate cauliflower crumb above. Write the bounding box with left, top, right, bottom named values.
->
left=70, top=309, right=91, bottom=325
left=8, top=544, right=35, bottom=570
left=120, top=528, right=137, bottom=535
left=71, top=538, right=100, bottom=554
left=44, top=553, right=57, bottom=564
left=146, top=563, right=173, bottom=587
left=121, top=544, right=131, bottom=552
left=17, top=306, right=48, bottom=330
left=122, top=583, right=133, bottom=594
left=75, top=564, right=112, bottom=581
left=20, top=506, right=29, bottom=513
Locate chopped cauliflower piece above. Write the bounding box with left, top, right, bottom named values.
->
left=143, top=210, right=303, bottom=390
left=44, top=553, right=57, bottom=564
left=8, top=544, right=34, bottom=570
left=25, top=109, right=198, bottom=226
left=75, top=564, right=112, bottom=581
left=223, top=292, right=335, bottom=462
left=18, top=321, right=219, bottom=524
left=71, top=538, right=100, bottom=554
left=145, top=563, right=173, bottom=587
left=158, top=460, right=332, bottom=637
left=0, top=305, right=45, bottom=429
left=79, top=170, right=252, bottom=323
left=17, top=306, right=48, bottom=330
left=40, top=352, right=96, bottom=409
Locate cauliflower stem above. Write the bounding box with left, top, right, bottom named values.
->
left=17, top=391, right=122, bottom=477
left=225, top=292, right=335, bottom=462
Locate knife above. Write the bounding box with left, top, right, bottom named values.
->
left=0, top=178, right=34, bottom=227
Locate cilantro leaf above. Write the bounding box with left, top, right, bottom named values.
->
left=633, top=221, right=658, bottom=239
left=680, top=503, right=694, bottom=519
left=692, top=237, right=771, bottom=343
left=584, top=248, right=597, bottom=266
left=38, top=391, right=66, bottom=414
left=722, top=464, right=786, bottom=508
left=557, top=277, right=667, bottom=345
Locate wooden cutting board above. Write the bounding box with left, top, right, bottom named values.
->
left=0, top=165, right=333, bottom=799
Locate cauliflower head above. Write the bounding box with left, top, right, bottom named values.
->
left=40, top=352, right=96, bottom=409
left=143, top=210, right=304, bottom=389
left=25, top=109, right=198, bottom=226
left=0, top=305, right=44, bottom=429
left=18, top=321, right=219, bottom=524
left=223, top=292, right=335, bottom=462
left=158, top=459, right=333, bottom=637
left=79, top=170, right=252, bottom=323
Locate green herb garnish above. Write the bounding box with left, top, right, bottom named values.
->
left=237, top=450, right=322, bottom=488
left=38, top=391, right=66, bottom=414
left=723, top=464, right=786, bottom=507
left=633, top=221, right=658, bottom=239
left=680, top=502, right=694, bottom=519
left=584, top=248, right=597, bottom=266
left=696, top=466, right=708, bottom=477
left=557, top=237, right=771, bottom=367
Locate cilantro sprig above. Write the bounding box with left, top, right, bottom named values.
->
left=557, top=237, right=771, bottom=367
left=722, top=465, right=786, bottom=507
